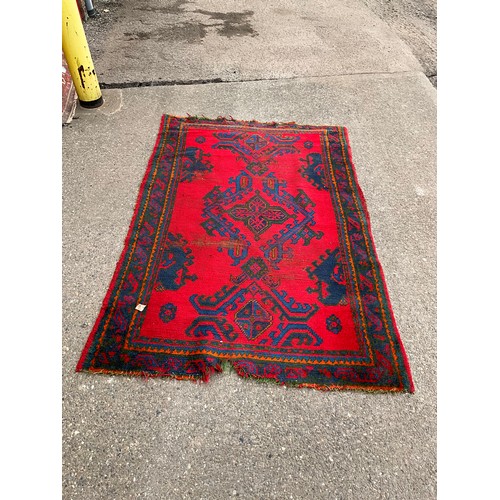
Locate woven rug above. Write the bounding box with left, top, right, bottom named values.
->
left=76, top=115, right=414, bottom=392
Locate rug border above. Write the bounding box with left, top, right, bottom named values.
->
left=76, top=115, right=169, bottom=372
left=341, top=127, right=414, bottom=393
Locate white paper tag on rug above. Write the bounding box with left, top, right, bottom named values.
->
left=135, top=303, right=146, bottom=311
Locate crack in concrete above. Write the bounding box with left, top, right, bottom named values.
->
left=100, top=78, right=225, bottom=88
left=100, top=71, right=430, bottom=89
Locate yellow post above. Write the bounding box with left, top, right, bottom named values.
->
left=62, top=0, right=103, bottom=108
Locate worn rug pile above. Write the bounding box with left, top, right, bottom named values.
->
left=76, top=115, right=414, bottom=392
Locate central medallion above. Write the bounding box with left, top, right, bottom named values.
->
left=228, top=190, right=292, bottom=239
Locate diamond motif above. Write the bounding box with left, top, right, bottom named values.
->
left=235, top=300, right=273, bottom=340
left=246, top=161, right=268, bottom=175
left=241, top=257, right=269, bottom=279
left=245, top=134, right=268, bottom=151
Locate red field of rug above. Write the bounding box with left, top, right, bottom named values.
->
left=76, top=115, right=414, bottom=392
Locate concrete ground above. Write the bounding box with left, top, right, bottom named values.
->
left=360, top=0, right=436, bottom=85
left=63, top=1, right=436, bottom=498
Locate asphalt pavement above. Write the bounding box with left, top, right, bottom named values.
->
left=62, top=1, right=436, bottom=498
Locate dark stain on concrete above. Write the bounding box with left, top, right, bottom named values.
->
left=124, top=22, right=208, bottom=43
left=135, top=0, right=191, bottom=15
left=125, top=4, right=257, bottom=44
left=193, top=10, right=257, bottom=38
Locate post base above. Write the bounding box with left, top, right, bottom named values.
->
left=79, top=96, right=104, bottom=109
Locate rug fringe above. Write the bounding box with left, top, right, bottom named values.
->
left=79, top=359, right=410, bottom=393
left=227, top=360, right=408, bottom=393
left=183, top=114, right=303, bottom=128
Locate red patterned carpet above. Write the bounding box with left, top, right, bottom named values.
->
left=77, top=115, right=414, bottom=392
